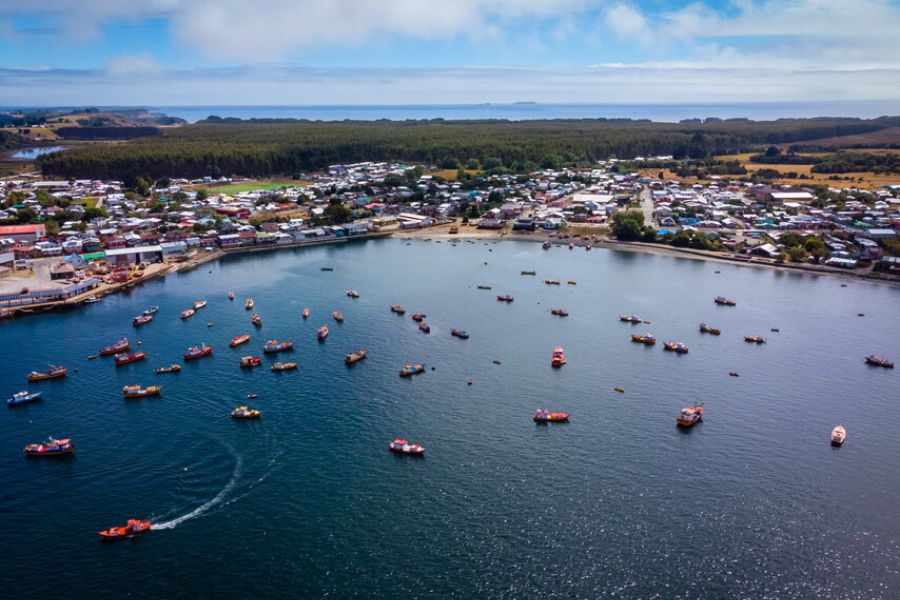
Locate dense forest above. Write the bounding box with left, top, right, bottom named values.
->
left=54, top=126, right=161, bottom=140
left=36, top=117, right=898, bottom=179
left=0, top=130, right=23, bottom=150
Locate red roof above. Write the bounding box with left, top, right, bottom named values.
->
left=0, top=224, right=44, bottom=235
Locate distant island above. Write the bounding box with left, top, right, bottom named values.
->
left=512, top=101, right=538, bottom=105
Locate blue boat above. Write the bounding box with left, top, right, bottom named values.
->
left=8, top=390, right=42, bottom=406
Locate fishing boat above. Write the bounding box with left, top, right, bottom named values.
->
left=544, top=279, right=560, bottom=285
left=831, top=425, right=846, bottom=447
left=664, top=341, right=689, bottom=354
left=614, top=386, right=625, bottom=393
left=100, top=338, right=130, bottom=356
left=133, top=314, right=153, bottom=327
left=184, top=344, right=213, bottom=360
left=533, top=409, right=570, bottom=423
left=317, top=326, right=329, bottom=341
left=231, top=406, right=261, bottom=419
left=346, top=290, right=360, bottom=298
left=568, top=242, right=575, bottom=250
left=23, top=437, right=74, bottom=457
left=240, top=356, right=262, bottom=368
left=729, top=371, right=740, bottom=377
left=619, top=315, right=642, bottom=323
left=551, top=346, right=566, bottom=367
left=345, top=349, right=368, bottom=364
left=418, top=322, right=430, bottom=334
left=567, top=280, right=577, bottom=285
left=411, top=312, right=426, bottom=322
left=88, top=355, right=97, bottom=360
left=496, top=294, right=514, bottom=302
left=302, top=308, right=310, bottom=319
left=388, top=439, right=425, bottom=456
left=27, top=365, right=67, bottom=382
left=228, top=291, right=235, bottom=300
left=699, top=322, right=721, bottom=335
left=98, top=519, right=151, bottom=540
left=230, top=334, right=250, bottom=348
left=676, top=403, right=704, bottom=427
left=245, top=298, right=254, bottom=310
left=115, top=351, right=146, bottom=365
left=180, top=309, right=195, bottom=320
left=550, top=308, right=569, bottom=317
left=83, top=296, right=100, bottom=304
left=271, top=362, right=298, bottom=371
left=332, top=311, right=344, bottom=322
left=631, top=333, right=656, bottom=345
left=193, top=300, right=207, bottom=310
left=389, top=305, right=406, bottom=315
left=542, top=241, right=551, bottom=250
left=714, top=296, right=736, bottom=306
left=451, top=329, right=469, bottom=339
left=399, top=364, right=425, bottom=377
left=8, top=390, right=41, bottom=406
left=263, top=340, right=294, bottom=354
left=122, top=385, right=160, bottom=398
left=744, top=336, right=767, bottom=344
left=585, top=244, right=592, bottom=251
left=321, top=267, right=334, bottom=271
left=251, top=314, right=262, bottom=327
left=142, top=306, right=159, bottom=316
left=477, top=285, right=492, bottom=290
left=155, top=364, right=181, bottom=374
left=521, top=270, right=536, bottom=276
left=865, top=355, right=894, bottom=368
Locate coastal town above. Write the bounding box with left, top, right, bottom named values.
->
left=1, top=158, right=899, bottom=315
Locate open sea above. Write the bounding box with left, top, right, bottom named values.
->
left=1, top=239, right=899, bottom=599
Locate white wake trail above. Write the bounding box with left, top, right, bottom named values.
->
left=152, top=454, right=243, bottom=530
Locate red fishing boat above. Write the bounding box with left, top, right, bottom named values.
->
left=230, top=334, right=250, bottom=348
left=533, top=409, right=570, bottom=423
left=677, top=403, right=704, bottom=427
left=184, top=344, right=213, bottom=360
left=551, top=346, right=566, bottom=367
left=411, top=312, right=426, bottom=322
left=23, top=437, right=74, bottom=457
left=419, top=322, right=430, bottom=334
left=251, top=314, right=262, bottom=328
left=317, top=326, right=329, bottom=341
left=388, top=439, right=425, bottom=456
left=98, top=519, right=151, bottom=540
left=391, top=305, right=406, bottom=315
left=100, top=338, right=130, bottom=356
left=240, top=356, right=262, bottom=368
left=302, top=308, right=310, bottom=319
left=115, top=351, right=146, bottom=365
left=263, top=340, right=294, bottom=354
left=122, top=385, right=160, bottom=398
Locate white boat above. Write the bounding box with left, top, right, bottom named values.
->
left=831, top=425, right=846, bottom=447
left=8, top=390, right=42, bottom=406
left=83, top=296, right=100, bottom=304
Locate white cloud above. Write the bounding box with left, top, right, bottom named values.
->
left=605, top=4, right=650, bottom=45
left=106, top=52, right=161, bottom=78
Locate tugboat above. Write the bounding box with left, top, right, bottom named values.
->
left=251, top=314, right=262, bottom=328
left=271, top=362, right=298, bottom=372
left=345, top=349, right=368, bottom=365
left=699, top=322, right=721, bottom=335
left=263, top=340, right=294, bottom=354
left=240, top=356, right=262, bottom=368
left=551, top=346, right=567, bottom=368
left=399, top=364, right=425, bottom=378
left=7, top=390, right=41, bottom=406
left=155, top=364, right=181, bottom=374
left=23, top=437, right=74, bottom=457
left=27, top=365, right=67, bottom=382
left=231, top=406, right=261, bottom=419
left=631, top=333, right=656, bottom=345
left=676, top=403, right=704, bottom=427
left=332, top=311, right=344, bottom=322
left=831, top=425, right=846, bottom=447
left=744, top=336, right=767, bottom=344
left=619, top=315, right=642, bottom=323
left=184, top=344, right=213, bottom=360
left=346, top=290, right=360, bottom=298
left=550, top=308, right=569, bottom=317
left=180, top=308, right=195, bottom=320
left=390, top=305, right=406, bottom=315
left=115, top=351, right=146, bottom=365
left=714, top=296, right=736, bottom=306
left=388, top=439, right=425, bottom=456
left=664, top=341, right=689, bottom=354
left=98, top=519, right=151, bottom=540
left=142, top=306, right=159, bottom=316
left=100, top=338, right=130, bottom=356
left=193, top=300, right=207, bottom=310
left=122, top=385, right=161, bottom=398
left=533, top=409, right=570, bottom=423
left=496, top=294, right=514, bottom=302
left=228, top=291, right=235, bottom=300
left=418, top=322, right=430, bottom=334
left=245, top=298, right=254, bottom=310
left=865, top=355, right=894, bottom=368
left=302, top=308, right=310, bottom=319
left=451, top=329, right=469, bottom=339
left=230, top=334, right=250, bottom=348
left=317, top=326, right=329, bottom=341
left=132, top=314, right=153, bottom=327
left=411, top=312, right=426, bottom=322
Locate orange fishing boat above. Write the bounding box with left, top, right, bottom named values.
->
left=390, top=305, right=406, bottom=315
left=631, top=333, right=656, bottom=345
left=317, top=326, right=329, bottom=341
left=122, top=385, right=160, bottom=398
left=831, top=425, right=846, bottom=446
left=676, top=403, right=704, bottom=427
left=231, top=406, right=261, bottom=419
left=251, top=314, right=262, bottom=327
left=27, top=365, right=67, bottom=382
left=663, top=341, right=689, bottom=353
left=551, top=346, right=566, bottom=367
left=230, top=334, right=250, bottom=348
left=240, top=356, right=262, bottom=368
left=345, top=349, right=367, bottom=364
left=533, top=409, right=570, bottom=423
left=98, top=519, right=151, bottom=540
left=332, top=311, right=344, bottom=322
left=100, top=338, right=130, bottom=356
left=245, top=298, right=254, bottom=310
left=302, top=308, right=310, bottom=319
left=271, top=361, right=297, bottom=372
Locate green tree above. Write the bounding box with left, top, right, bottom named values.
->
left=610, top=211, right=645, bottom=241
left=196, top=188, right=209, bottom=202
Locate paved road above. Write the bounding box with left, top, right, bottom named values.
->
left=639, top=186, right=655, bottom=227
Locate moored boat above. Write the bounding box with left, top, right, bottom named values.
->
left=831, top=425, right=846, bottom=447
left=550, top=308, right=569, bottom=317
left=664, top=341, right=689, bottom=354
left=193, top=300, right=207, bottom=310
left=699, top=322, right=721, bottom=335
left=544, top=279, right=560, bottom=285
left=122, top=385, right=160, bottom=398
left=567, top=280, right=577, bottom=285
left=865, top=355, right=894, bottom=368
left=142, top=306, right=159, bottom=316
left=714, top=296, right=736, bottom=306
left=620, top=314, right=642, bottom=323
left=345, top=349, right=368, bottom=364
left=228, top=291, right=235, bottom=300
left=477, top=285, right=492, bottom=290
left=521, top=270, right=536, bottom=275
left=744, top=336, right=767, bottom=344
left=614, top=386, right=625, bottom=393
left=184, top=344, right=213, bottom=360
left=317, top=326, right=329, bottom=341
left=533, top=409, right=570, bottom=423
left=332, top=311, right=344, bottom=322
left=551, top=346, right=566, bottom=367
left=263, top=340, right=294, bottom=354
left=8, top=390, right=41, bottom=406
left=271, top=361, right=298, bottom=371
left=451, top=329, right=469, bottom=339
left=399, top=363, right=425, bottom=377
left=230, top=334, right=250, bottom=348
left=245, top=298, right=254, bottom=310
left=390, top=304, right=406, bottom=314
left=496, top=294, right=514, bottom=302
left=346, top=289, right=360, bottom=298
left=27, top=365, right=67, bottom=382
left=302, top=308, right=310, bottom=319
left=418, top=322, right=430, bottom=334
left=542, top=241, right=551, bottom=250
left=388, top=439, right=425, bottom=456
left=180, top=308, right=195, bottom=320
left=631, top=333, right=656, bottom=345
left=240, top=356, right=262, bottom=368
left=155, top=364, right=181, bottom=374
left=98, top=519, right=151, bottom=540
left=115, top=351, right=146, bottom=365
left=251, top=313, right=262, bottom=327
left=676, top=403, right=704, bottom=427
left=231, top=406, right=261, bottom=419
left=133, top=314, right=153, bottom=327
left=100, top=338, right=130, bottom=356
left=24, top=437, right=74, bottom=457
left=411, top=312, right=426, bottom=322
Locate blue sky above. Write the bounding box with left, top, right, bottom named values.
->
left=1, top=0, right=899, bottom=106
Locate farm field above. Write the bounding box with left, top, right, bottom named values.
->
left=205, top=180, right=310, bottom=194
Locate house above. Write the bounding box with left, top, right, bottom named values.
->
left=0, top=224, right=46, bottom=242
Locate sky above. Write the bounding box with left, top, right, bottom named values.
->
left=1, top=0, right=900, bottom=107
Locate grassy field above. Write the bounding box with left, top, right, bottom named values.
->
left=206, top=180, right=309, bottom=194
left=705, top=152, right=900, bottom=190
left=432, top=169, right=482, bottom=180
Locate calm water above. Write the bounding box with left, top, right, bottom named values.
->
left=153, top=101, right=900, bottom=123
left=1, top=239, right=899, bottom=599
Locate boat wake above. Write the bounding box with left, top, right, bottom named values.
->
left=152, top=453, right=243, bottom=530
left=221, top=450, right=284, bottom=509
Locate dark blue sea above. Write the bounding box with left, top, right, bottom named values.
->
left=1, top=239, right=899, bottom=599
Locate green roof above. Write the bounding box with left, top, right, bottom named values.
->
left=81, top=252, right=106, bottom=260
